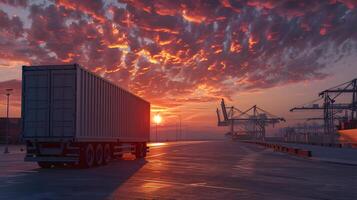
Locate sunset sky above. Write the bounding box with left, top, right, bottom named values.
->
left=0, top=0, right=357, bottom=139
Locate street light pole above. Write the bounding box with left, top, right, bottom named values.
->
left=4, top=88, right=13, bottom=154
left=179, top=115, right=182, bottom=141
left=176, top=121, right=178, bottom=141
left=155, top=122, right=158, bottom=142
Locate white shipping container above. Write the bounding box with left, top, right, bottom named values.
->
left=22, top=64, right=150, bottom=142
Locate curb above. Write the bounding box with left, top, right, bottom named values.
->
left=243, top=141, right=312, bottom=158
left=242, top=141, right=357, bottom=166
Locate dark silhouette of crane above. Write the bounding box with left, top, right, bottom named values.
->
left=217, top=99, right=285, bottom=141
left=290, top=78, right=357, bottom=142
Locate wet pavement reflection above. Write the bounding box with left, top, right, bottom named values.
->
left=0, top=141, right=356, bottom=200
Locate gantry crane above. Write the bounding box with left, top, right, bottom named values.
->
left=290, top=78, right=357, bottom=141
left=217, top=99, right=285, bottom=140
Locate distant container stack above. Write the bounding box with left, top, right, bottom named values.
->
left=338, top=120, right=357, bottom=146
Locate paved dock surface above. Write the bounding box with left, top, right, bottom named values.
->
left=275, top=142, right=357, bottom=165
left=0, top=141, right=356, bottom=200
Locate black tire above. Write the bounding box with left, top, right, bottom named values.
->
left=53, top=162, right=66, bottom=168
left=103, top=144, right=111, bottom=165
left=142, top=143, right=147, bottom=158
left=95, top=144, right=104, bottom=166
left=80, top=144, right=95, bottom=168
left=135, top=143, right=144, bottom=159
left=37, top=162, right=53, bottom=168
left=116, top=153, right=123, bottom=160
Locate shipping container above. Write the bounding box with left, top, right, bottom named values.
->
left=22, top=64, right=150, bottom=168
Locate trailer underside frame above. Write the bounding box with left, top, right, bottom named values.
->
left=24, top=140, right=148, bottom=168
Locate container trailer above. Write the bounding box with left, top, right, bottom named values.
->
left=21, top=64, right=150, bottom=168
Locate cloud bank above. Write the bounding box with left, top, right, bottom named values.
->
left=0, top=0, right=357, bottom=109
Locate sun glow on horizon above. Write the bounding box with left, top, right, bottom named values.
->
left=153, top=114, right=162, bottom=124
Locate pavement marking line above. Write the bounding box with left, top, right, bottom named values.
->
left=143, top=179, right=245, bottom=192
left=146, top=153, right=167, bottom=158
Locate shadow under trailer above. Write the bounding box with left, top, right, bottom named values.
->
left=21, top=64, right=150, bottom=168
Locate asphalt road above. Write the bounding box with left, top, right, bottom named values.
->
left=0, top=140, right=356, bottom=200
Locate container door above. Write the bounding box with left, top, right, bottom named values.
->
left=50, top=70, right=76, bottom=137
left=23, top=71, right=50, bottom=137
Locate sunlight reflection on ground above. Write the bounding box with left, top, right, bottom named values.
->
left=147, top=142, right=167, bottom=147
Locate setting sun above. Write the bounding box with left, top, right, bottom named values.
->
left=153, top=114, right=162, bottom=124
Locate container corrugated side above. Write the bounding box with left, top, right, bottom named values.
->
left=76, top=67, right=150, bottom=142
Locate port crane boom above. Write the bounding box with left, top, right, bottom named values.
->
left=217, top=99, right=285, bottom=140
left=290, top=78, right=357, bottom=141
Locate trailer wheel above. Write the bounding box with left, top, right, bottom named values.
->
left=37, top=162, right=53, bottom=169
left=95, top=144, right=104, bottom=165
left=142, top=143, right=147, bottom=158
left=80, top=144, right=95, bottom=168
left=103, top=144, right=111, bottom=165
left=135, top=143, right=144, bottom=159
left=53, top=162, right=65, bottom=168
